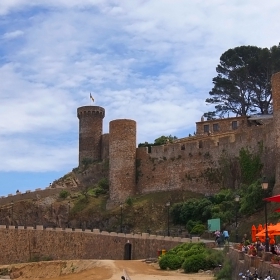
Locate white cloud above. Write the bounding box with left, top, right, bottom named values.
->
left=0, top=0, right=280, bottom=174
left=2, top=30, right=24, bottom=40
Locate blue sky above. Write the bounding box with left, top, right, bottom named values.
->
left=0, top=0, right=280, bottom=196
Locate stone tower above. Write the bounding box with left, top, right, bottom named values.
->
left=272, top=72, right=280, bottom=194
left=109, top=119, right=136, bottom=202
left=77, top=106, right=105, bottom=166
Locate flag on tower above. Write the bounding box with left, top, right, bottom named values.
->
left=90, top=93, right=94, bottom=102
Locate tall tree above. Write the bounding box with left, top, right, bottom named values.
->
left=206, top=44, right=280, bottom=117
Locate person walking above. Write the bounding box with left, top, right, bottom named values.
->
left=223, top=230, right=230, bottom=244
left=214, top=230, right=221, bottom=244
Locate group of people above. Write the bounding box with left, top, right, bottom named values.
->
left=240, top=234, right=280, bottom=255
left=214, top=229, right=229, bottom=245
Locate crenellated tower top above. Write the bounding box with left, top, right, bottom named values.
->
left=77, top=106, right=105, bottom=119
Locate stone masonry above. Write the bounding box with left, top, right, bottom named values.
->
left=0, top=226, right=188, bottom=265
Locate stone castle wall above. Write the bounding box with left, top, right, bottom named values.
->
left=272, top=72, right=280, bottom=193
left=136, top=122, right=275, bottom=195
left=0, top=226, right=190, bottom=265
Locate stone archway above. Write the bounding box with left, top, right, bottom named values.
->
left=124, top=241, right=132, bottom=260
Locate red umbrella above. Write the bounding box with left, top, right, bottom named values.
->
left=264, top=194, right=280, bottom=202
left=274, top=208, right=280, bottom=212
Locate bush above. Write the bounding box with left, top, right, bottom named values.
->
left=205, top=248, right=224, bottom=269
left=59, top=190, right=69, bottom=199
left=98, top=178, right=109, bottom=190
left=159, top=242, right=225, bottom=274
left=159, top=254, right=182, bottom=270
left=71, top=196, right=88, bottom=214
left=182, top=253, right=206, bottom=273
left=125, top=197, right=133, bottom=206
left=190, top=224, right=206, bottom=236
left=215, top=258, right=232, bottom=279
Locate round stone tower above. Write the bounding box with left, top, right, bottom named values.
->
left=272, top=72, right=280, bottom=194
left=109, top=119, right=136, bottom=202
left=77, top=106, right=105, bottom=166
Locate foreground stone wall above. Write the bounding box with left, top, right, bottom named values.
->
left=228, top=247, right=280, bottom=280
left=0, top=226, right=192, bottom=265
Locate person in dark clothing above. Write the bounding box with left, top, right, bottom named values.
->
left=271, top=244, right=277, bottom=254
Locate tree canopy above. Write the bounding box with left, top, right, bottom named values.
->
left=138, top=135, right=178, bottom=148
left=205, top=44, right=280, bottom=118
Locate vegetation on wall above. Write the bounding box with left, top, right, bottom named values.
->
left=138, top=135, right=177, bottom=148
left=239, top=144, right=263, bottom=185
left=203, top=145, right=264, bottom=189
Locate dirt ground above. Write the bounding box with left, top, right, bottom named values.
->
left=0, top=259, right=215, bottom=280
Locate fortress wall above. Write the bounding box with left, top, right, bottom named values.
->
left=0, top=227, right=186, bottom=264
left=101, top=133, right=109, bottom=161
left=0, top=188, right=69, bottom=207
left=272, top=72, right=280, bottom=194
left=109, top=119, right=137, bottom=202
left=136, top=123, right=275, bottom=195
left=75, top=161, right=109, bottom=187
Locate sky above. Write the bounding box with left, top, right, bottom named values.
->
left=0, top=0, right=280, bottom=196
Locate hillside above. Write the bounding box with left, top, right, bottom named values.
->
left=1, top=164, right=280, bottom=240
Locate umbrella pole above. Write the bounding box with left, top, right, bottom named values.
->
left=264, top=201, right=269, bottom=252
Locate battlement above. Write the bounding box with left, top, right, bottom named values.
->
left=0, top=224, right=190, bottom=242
left=77, top=106, right=105, bottom=119
left=137, top=122, right=273, bottom=159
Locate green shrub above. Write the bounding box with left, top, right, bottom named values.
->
left=182, top=253, right=206, bottom=273
left=158, top=255, right=169, bottom=270
left=182, top=246, right=206, bottom=258
left=97, top=178, right=109, bottom=190
left=204, top=249, right=224, bottom=269
left=190, top=224, right=206, bottom=236
left=94, top=186, right=106, bottom=196
left=59, top=190, right=69, bottom=199
left=215, top=258, right=232, bottom=279
left=71, top=196, right=88, bottom=214
left=125, top=197, right=133, bottom=206
left=159, top=254, right=182, bottom=270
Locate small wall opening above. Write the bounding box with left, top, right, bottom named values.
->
left=124, top=242, right=132, bottom=260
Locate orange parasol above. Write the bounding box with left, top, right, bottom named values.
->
left=251, top=225, right=257, bottom=242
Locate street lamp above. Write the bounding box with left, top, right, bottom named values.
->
left=11, top=201, right=14, bottom=226
left=68, top=201, right=70, bottom=228
left=234, top=195, right=240, bottom=243
left=166, top=202, right=170, bottom=236
left=261, top=177, right=269, bottom=252
left=120, top=203, right=123, bottom=233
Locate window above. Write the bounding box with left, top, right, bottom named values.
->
left=213, top=123, right=219, bottom=132
left=204, top=125, right=209, bottom=133
left=232, top=121, right=238, bottom=130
